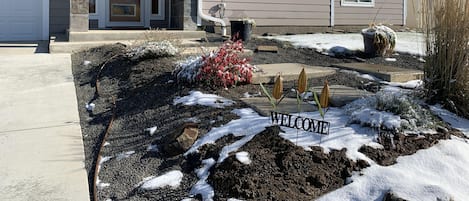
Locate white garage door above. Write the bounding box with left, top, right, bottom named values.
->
left=0, top=0, right=48, bottom=41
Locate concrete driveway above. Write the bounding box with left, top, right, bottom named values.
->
left=0, top=52, right=90, bottom=201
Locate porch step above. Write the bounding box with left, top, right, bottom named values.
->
left=68, top=30, right=206, bottom=42
left=252, top=63, right=337, bottom=84
left=50, top=39, right=255, bottom=57
left=332, top=63, right=424, bottom=82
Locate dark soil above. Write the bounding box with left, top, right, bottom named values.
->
left=71, top=35, right=446, bottom=201
left=206, top=126, right=369, bottom=201
left=359, top=128, right=466, bottom=166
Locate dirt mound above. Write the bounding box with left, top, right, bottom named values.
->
left=208, top=126, right=369, bottom=200
left=359, top=129, right=461, bottom=166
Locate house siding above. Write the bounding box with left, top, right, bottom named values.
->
left=202, top=0, right=330, bottom=26
left=334, top=0, right=404, bottom=26
left=50, top=0, right=70, bottom=34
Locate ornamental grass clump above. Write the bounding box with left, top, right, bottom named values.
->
left=127, top=40, right=178, bottom=61
left=422, top=0, right=469, bottom=118
left=361, top=24, right=397, bottom=56
left=173, top=39, right=254, bottom=88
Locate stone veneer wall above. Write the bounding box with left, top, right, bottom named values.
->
left=70, top=0, right=89, bottom=32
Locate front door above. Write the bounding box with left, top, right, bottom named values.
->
left=107, top=0, right=143, bottom=27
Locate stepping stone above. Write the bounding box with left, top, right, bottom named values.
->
left=252, top=63, right=336, bottom=84
left=310, top=85, right=374, bottom=107
left=241, top=97, right=318, bottom=117
left=256, top=45, right=279, bottom=53
left=332, top=63, right=423, bottom=82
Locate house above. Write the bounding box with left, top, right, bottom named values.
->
left=0, top=0, right=416, bottom=42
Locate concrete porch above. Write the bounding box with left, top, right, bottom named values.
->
left=49, top=30, right=206, bottom=53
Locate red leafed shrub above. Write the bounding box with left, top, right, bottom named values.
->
left=196, top=39, right=254, bottom=88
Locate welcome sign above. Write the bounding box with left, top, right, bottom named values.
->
left=270, top=111, right=330, bottom=135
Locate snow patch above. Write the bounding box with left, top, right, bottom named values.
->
left=318, top=138, right=469, bottom=201
left=264, top=32, right=426, bottom=56
left=116, top=151, right=135, bottom=160
left=140, top=170, right=184, bottom=190
left=146, top=144, right=159, bottom=152
left=85, top=103, right=95, bottom=111
left=235, top=152, right=252, bottom=165
left=190, top=158, right=216, bottom=201
left=185, top=108, right=269, bottom=156
left=145, top=126, right=158, bottom=136
left=83, top=60, right=92, bottom=66
left=174, top=91, right=235, bottom=108
left=382, top=80, right=423, bottom=89
left=430, top=105, right=469, bottom=136
left=385, top=58, right=397, bottom=62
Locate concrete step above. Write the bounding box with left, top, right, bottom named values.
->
left=241, top=97, right=318, bottom=116
left=332, top=63, right=423, bottom=82
left=310, top=85, right=374, bottom=107
left=252, top=63, right=336, bottom=84
left=50, top=40, right=254, bottom=57
left=68, top=30, right=206, bottom=42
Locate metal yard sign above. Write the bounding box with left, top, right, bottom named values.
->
left=270, top=111, right=330, bottom=135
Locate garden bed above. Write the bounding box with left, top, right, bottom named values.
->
left=71, top=36, right=460, bottom=201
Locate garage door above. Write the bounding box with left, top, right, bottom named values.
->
left=0, top=0, right=47, bottom=41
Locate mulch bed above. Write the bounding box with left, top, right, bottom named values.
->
left=71, top=35, right=455, bottom=201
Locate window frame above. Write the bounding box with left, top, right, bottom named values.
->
left=341, top=0, right=375, bottom=7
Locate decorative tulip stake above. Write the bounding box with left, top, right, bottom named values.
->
left=313, top=80, right=330, bottom=144
left=319, top=80, right=330, bottom=109
left=259, top=73, right=284, bottom=112
left=295, top=68, right=308, bottom=145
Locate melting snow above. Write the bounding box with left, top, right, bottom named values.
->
left=85, top=102, right=95, bottom=111
left=382, top=80, right=423, bottom=89
left=174, top=91, right=235, bottom=108
left=235, top=152, right=252, bottom=165
left=264, top=32, right=426, bottom=56
left=430, top=105, right=469, bottom=136
left=185, top=108, right=270, bottom=159
left=145, top=126, right=158, bottom=136
left=318, top=137, right=469, bottom=201
left=385, top=58, right=397, bottom=62
left=116, top=151, right=135, bottom=160
left=140, top=170, right=184, bottom=190
left=190, top=158, right=216, bottom=201
left=176, top=90, right=469, bottom=200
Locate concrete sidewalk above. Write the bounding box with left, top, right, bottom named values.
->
left=0, top=54, right=90, bottom=200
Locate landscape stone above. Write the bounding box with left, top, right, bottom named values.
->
left=256, top=45, right=279, bottom=53
left=332, top=63, right=423, bottom=82
left=252, top=63, right=336, bottom=84
left=310, top=85, right=374, bottom=107
left=161, top=123, right=199, bottom=156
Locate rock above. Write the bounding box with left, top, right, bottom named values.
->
left=383, top=190, right=407, bottom=201
left=161, top=123, right=199, bottom=156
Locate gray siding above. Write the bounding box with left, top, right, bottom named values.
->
left=334, top=0, right=403, bottom=26
left=50, top=0, right=70, bottom=34
left=202, top=0, right=330, bottom=26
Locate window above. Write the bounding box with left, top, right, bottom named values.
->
left=152, top=0, right=159, bottom=15
left=89, top=0, right=96, bottom=14
left=341, top=0, right=374, bottom=7
left=150, top=0, right=165, bottom=20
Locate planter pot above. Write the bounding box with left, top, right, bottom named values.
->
left=230, top=20, right=253, bottom=42
left=362, top=31, right=378, bottom=57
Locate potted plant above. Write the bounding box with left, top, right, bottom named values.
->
left=361, top=24, right=397, bottom=57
